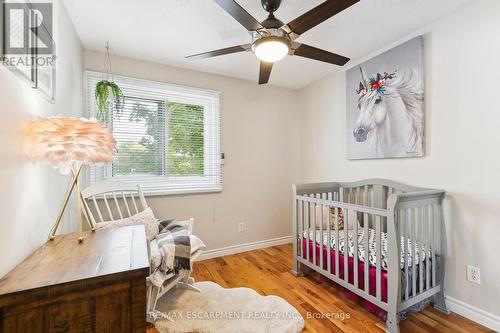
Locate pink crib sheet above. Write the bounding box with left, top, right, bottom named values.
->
left=302, top=238, right=388, bottom=318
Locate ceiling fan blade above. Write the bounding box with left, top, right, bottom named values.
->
left=259, top=61, right=273, bottom=85
left=286, top=0, right=359, bottom=36
left=214, top=0, right=263, bottom=31
left=293, top=44, right=350, bottom=66
left=186, top=44, right=249, bottom=60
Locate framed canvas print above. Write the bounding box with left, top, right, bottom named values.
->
left=36, top=52, right=55, bottom=101
left=35, top=22, right=56, bottom=102
left=346, top=36, right=424, bottom=160
left=1, top=1, right=36, bottom=86
left=2, top=1, right=55, bottom=100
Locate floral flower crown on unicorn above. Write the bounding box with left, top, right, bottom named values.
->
left=357, top=66, right=397, bottom=97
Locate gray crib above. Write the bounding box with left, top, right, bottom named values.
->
left=292, top=179, right=448, bottom=333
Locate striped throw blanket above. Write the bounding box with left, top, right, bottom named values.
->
left=156, top=219, right=192, bottom=272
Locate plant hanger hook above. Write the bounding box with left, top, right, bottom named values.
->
left=103, top=41, right=115, bottom=82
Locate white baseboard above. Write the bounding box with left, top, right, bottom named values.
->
left=197, top=235, right=292, bottom=261
left=446, top=296, right=500, bottom=332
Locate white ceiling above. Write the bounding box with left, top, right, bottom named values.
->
left=63, top=0, right=475, bottom=89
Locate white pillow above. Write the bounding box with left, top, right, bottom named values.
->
left=96, top=207, right=159, bottom=241
left=190, top=234, right=206, bottom=253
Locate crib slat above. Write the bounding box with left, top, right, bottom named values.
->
left=112, top=192, right=123, bottom=219
left=344, top=209, right=349, bottom=283
left=353, top=210, right=359, bottom=289
left=92, top=196, right=104, bottom=222
left=103, top=194, right=114, bottom=221
left=432, top=205, right=437, bottom=287
left=335, top=205, right=340, bottom=277
left=364, top=185, right=368, bottom=207
left=403, top=209, right=409, bottom=300
left=375, top=215, right=381, bottom=300
left=121, top=191, right=132, bottom=217
left=327, top=200, right=332, bottom=274
left=396, top=209, right=402, bottom=300
left=304, top=202, right=311, bottom=261
left=364, top=194, right=369, bottom=293
left=411, top=208, right=417, bottom=297
left=312, top=200, right=317, bottom=266
left=425, top=205, right=431, bottom=291
left=419, top=206, right=424, bottom=294
left=298, top=200, right=303, bottom=262
left=319, top=194, right=324, bottom=271
left=371, top=186, right=375, bottom=209
left=421, top=206, right=429, bottom=290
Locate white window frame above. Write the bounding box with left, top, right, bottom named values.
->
left=84, top=71, right=222, bottom=196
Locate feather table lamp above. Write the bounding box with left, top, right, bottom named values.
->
left=24, top=117, right=115, bottom=242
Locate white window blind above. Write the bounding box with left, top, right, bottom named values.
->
left=85, top=71, right=222, bottom=195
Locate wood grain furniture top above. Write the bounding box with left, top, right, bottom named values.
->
left=0, top=225, right=150, bottom=333
left=0, top=225, right=149, bottom=298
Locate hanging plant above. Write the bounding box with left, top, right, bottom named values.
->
left=95, top=42, right=124, bottom=123
left=95, top=80, right=123, bottom=123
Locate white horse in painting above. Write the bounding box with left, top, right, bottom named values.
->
left=353, top=66, right=423, bottom=158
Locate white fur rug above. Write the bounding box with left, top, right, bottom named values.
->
left=152, top=281, right=304, bottom=333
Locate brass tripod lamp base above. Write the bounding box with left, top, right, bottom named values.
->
left=48, top=163, right=97, bottom=243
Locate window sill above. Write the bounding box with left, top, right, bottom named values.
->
left=141, top=187, right=223, bottom=197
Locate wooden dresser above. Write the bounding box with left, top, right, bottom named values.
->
left=0, top=225, right=149, bottom=333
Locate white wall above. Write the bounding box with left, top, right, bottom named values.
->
left=84, top=51, right=300, bottom=252
left=0, top=1, right=83, bottom=277
left=298, top=0, right=500, bottom=322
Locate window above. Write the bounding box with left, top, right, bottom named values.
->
left=85, top=71, right=222, bottom=195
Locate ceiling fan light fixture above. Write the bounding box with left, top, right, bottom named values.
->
left=253, top=36, right=290, bottom=63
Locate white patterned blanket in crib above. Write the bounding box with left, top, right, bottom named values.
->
left=303, top=229, right=429, bottom=271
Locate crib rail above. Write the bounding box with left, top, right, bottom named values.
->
left=292, top=180, right=446, bottom=326
left=295, top=193, right=390, bottom=310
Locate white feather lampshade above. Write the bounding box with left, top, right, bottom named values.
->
left=24, top=116, right=116, bottom=242
left=24, top=116, right=115, bottom=174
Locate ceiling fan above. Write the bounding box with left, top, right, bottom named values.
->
left=186, top=0, right=359, bottom=84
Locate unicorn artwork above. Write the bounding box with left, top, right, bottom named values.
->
left=346, top=37, right=424, bottom=159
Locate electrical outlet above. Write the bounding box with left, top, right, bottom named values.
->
left=466, top=265, right=481, bottom=285
left=238, top=222, right=245, bottom=232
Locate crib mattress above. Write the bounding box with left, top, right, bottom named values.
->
left=303, top=228, right=428, bottom=271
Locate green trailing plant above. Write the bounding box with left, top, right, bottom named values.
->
left=95, top=80, right=123, bottom=123
left=95, top=42, right=123, bottom=123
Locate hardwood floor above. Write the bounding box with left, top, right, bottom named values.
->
left=147, top=244, right=493, bottom=333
